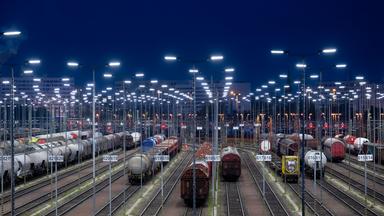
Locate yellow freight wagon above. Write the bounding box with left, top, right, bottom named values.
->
left=282, top=155, right=299, bottom=183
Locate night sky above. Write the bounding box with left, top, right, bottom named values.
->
left=1, top=0, right=383, bottom=89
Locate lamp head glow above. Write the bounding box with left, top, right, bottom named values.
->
left=336, top=64, right=347, bottom=68
left=322, top=48, right=337, bottom=54
left=28, top=59, right=41, bottom=65
left=310, top=74, right=319, bottom=79
left=225, top=82, right=232, bottom=85
left=139, top=85, right=145, bottom=88
left=270, top=50, right=285, bottom=54
left=225, top=68, right=235, bottom=72
left=284, top=85, right=290, bottom=88
left=296, top=63, right=307, bottom=68
left=135, top=73, right=144, bottom=77
left=210, top=55, right=224, bottom=61
left=294, top=80, right=301, bottom=84
left=196, top=76, right=204, bottom=81
left=62, top=78, right=70, bottom=82
left=225, top=76, right=233, bottom=80
left=355, top=76, right=364, bottom=80
left=3, top=31, right=21, bottom=36
left=161, top=84, right=168, bottom=88
left=103, top=73, right=112, bottom=78
left=279, top=74, right=288, bottom=78
left=2, top=80, right=10, bottom=84
left=108, top=61, right=121, bottom=67
left=33, top=78, right=41, bottom=82
left=67, top=61, right=79, bottom=67
left=164, top=56, right=177, bottom=61
left=189, top=68, right=199, bottom=73
left=124, top=80, right=132, bottom=84
left=261, top=85, right=268, bottom=88
left=150, top=80, right=158, bottom=84
left=23, top=70, right=33, bottom=74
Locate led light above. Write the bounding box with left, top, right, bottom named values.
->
left=271, top=50, right=285, bottom=54
left=2, top=80, right=10, bottom=84
left=164, top=56, right=177, bottom=61
left=189, top=69, right=198, bottom=73
left=28, top=59, right=41, bottom=64
left=23, top=70, right=33, bottom=74
left=150, top=80, right=158, bottom=84
left=139, top=85, right=145, bottom=88
left=310, top=74, right=319, bottom=79
left=262, top=85, right=268, bottom=88
left=225, top=82, right=232, bottom=85
left=87, top=83, right=94, bottom=87
left=335, top=82, right=342, bottom=85
left=108, top=61, right=120, bottom=67
left=210, top=55, right=224, bottom=61
left=135, top=73, right=144, bottom=77
left=106, top=87, right=113, bottom=90
left=64, top=83, right=70, bottom=87
left=296, top=63, right=307, bottom=68
left=225, top=68, right=235, bottom=72
left=225, top=76, right=233, bottom=80
left=284, top=85, right=290, bottom=89
left=103, top=73, right=112, bottom=78
left=279, top=74, right=288, bottom=78
left=161, top=84, right=168, bottom=88
left=3, top=31, right=21, bottom=36
left=67, top=62, right=79, bottom=67
left=322, top=48, right=337, bottom=54
left=294, top=80, right=301, bottom=84
left=62, top=78, right=70, bottom=82
left=124, top=80, right=132, bottom=84
left=196, top=76, right=204, bottom=81
left=256, top=88, right=261, bottom=92
left=268, top=80, right=276, bottom=84
left=33, top=78, right=41, bottom=82
left=355, top=76, right=364, bottom=80
left=336, top=64, right=347, bottom=68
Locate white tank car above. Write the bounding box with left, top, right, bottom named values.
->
left=127, top=153, right=152, bottom=175
left=131, top=132, right=142, bottom=143
left=304, top=150, right=327, bottom=170
left=291, top=133, right=314, bottom=140
left=354, top=137, right=369, bottom=152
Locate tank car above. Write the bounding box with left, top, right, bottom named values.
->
left=322, top=138, right=345, bottom=162
left=220, top=146, right=241, bottom=181
left=354, top=137, right=370, bottom=153
left=304, top=150, right=327, bottom=178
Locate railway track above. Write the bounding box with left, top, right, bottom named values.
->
left=139, top=152, right=193, bottom=216
left=0, top=149, right=122, bottom=205
left=326, top=166, right=384, bottom=203
left=4, top=150, right=137, bottom=216
left=319, top=179, right=380, bottom=216
left=288, top=183, right=334, bottom=216
left=344, top=155, right=384, bottom=175
left=335, top=163, right=384, bottom=186
left=225, top=181, right=246, bottom=216
left=241, top=150, right=289, bottom=216
left=183, top=207, right=203, bottom=216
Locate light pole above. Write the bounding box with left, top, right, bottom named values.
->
left=67, top=60, right=120, bottom=215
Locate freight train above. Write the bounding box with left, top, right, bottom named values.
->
left=0, top=131, right=140, bottom=184
left=127, top=135, right=181, bottom=184
left=220, top=146, right=241, bottom=181
left=180, top=142, right=212, bottom=206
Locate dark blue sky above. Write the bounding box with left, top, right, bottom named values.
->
left=1, top=0, right=383, bottom=89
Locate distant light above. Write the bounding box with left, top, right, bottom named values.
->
left=164, top=56, right=177, bottom=61
left=64, top=83, right=70, bottom=87
left=355, top=76, right=364, bottom=80
left=335, top=82, right=342, bottom=85
left=310, top=74, right=319, bottom=79
left=169, top=88, right=175, bottom=91
left=23, top=70, right=33, bottom=74
left=225, top=68, right=235, bottom=72
left=294, top=80, right=301, bottom=84
left=87, top=83, right=94, bottom=87
left=108, top=61, right=120, bottom=67
left=336, top=64, right=347, bottom=68
left=189, top=68, right=199, bottom=73
left=3, top=31, right=21, bottom=36
left=279, top=74, right=288, bottom=78
left=196, top=76, right=204, bottom=81
left=139, top=85, right=145, bottom=88
left=256, top=88, right=261, bottom=92
left=225, top=82, right=232, bottom=86
left=135, top=73, right=144, bottom=77
left=124, top=80, right=132, bottom=84
left=106, top=87, right=113, bottom=91
left=261, top=85, right=268, bottom=88
left=284, top=85, right=290, bottom=88
left=161, top=84, right=168, bottom=88
left=28, top=59, right=41, bottom=65
left=275, top=88, right=281, bottom=92
left=268, top=80, right=276, bottom=84
left=322, top=48, right=337, bottom=54
left=103, top=73, right=112, bottom=78
left=210, top=55, right=224, bottom=61
left=2, top=80, right=10, bottom=84
left=225, top=76, right=233, bottom=80
left=271, top=50, right=285, bottom=54
left=67, top=61, right=79, bottom=67
left=150, top=80, right=158, bottom=84
left=296, top=63, right=307, bottom=68
left=33, top=78, right=41, bottom=82
left=62, top=78, right=70, bottom=82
